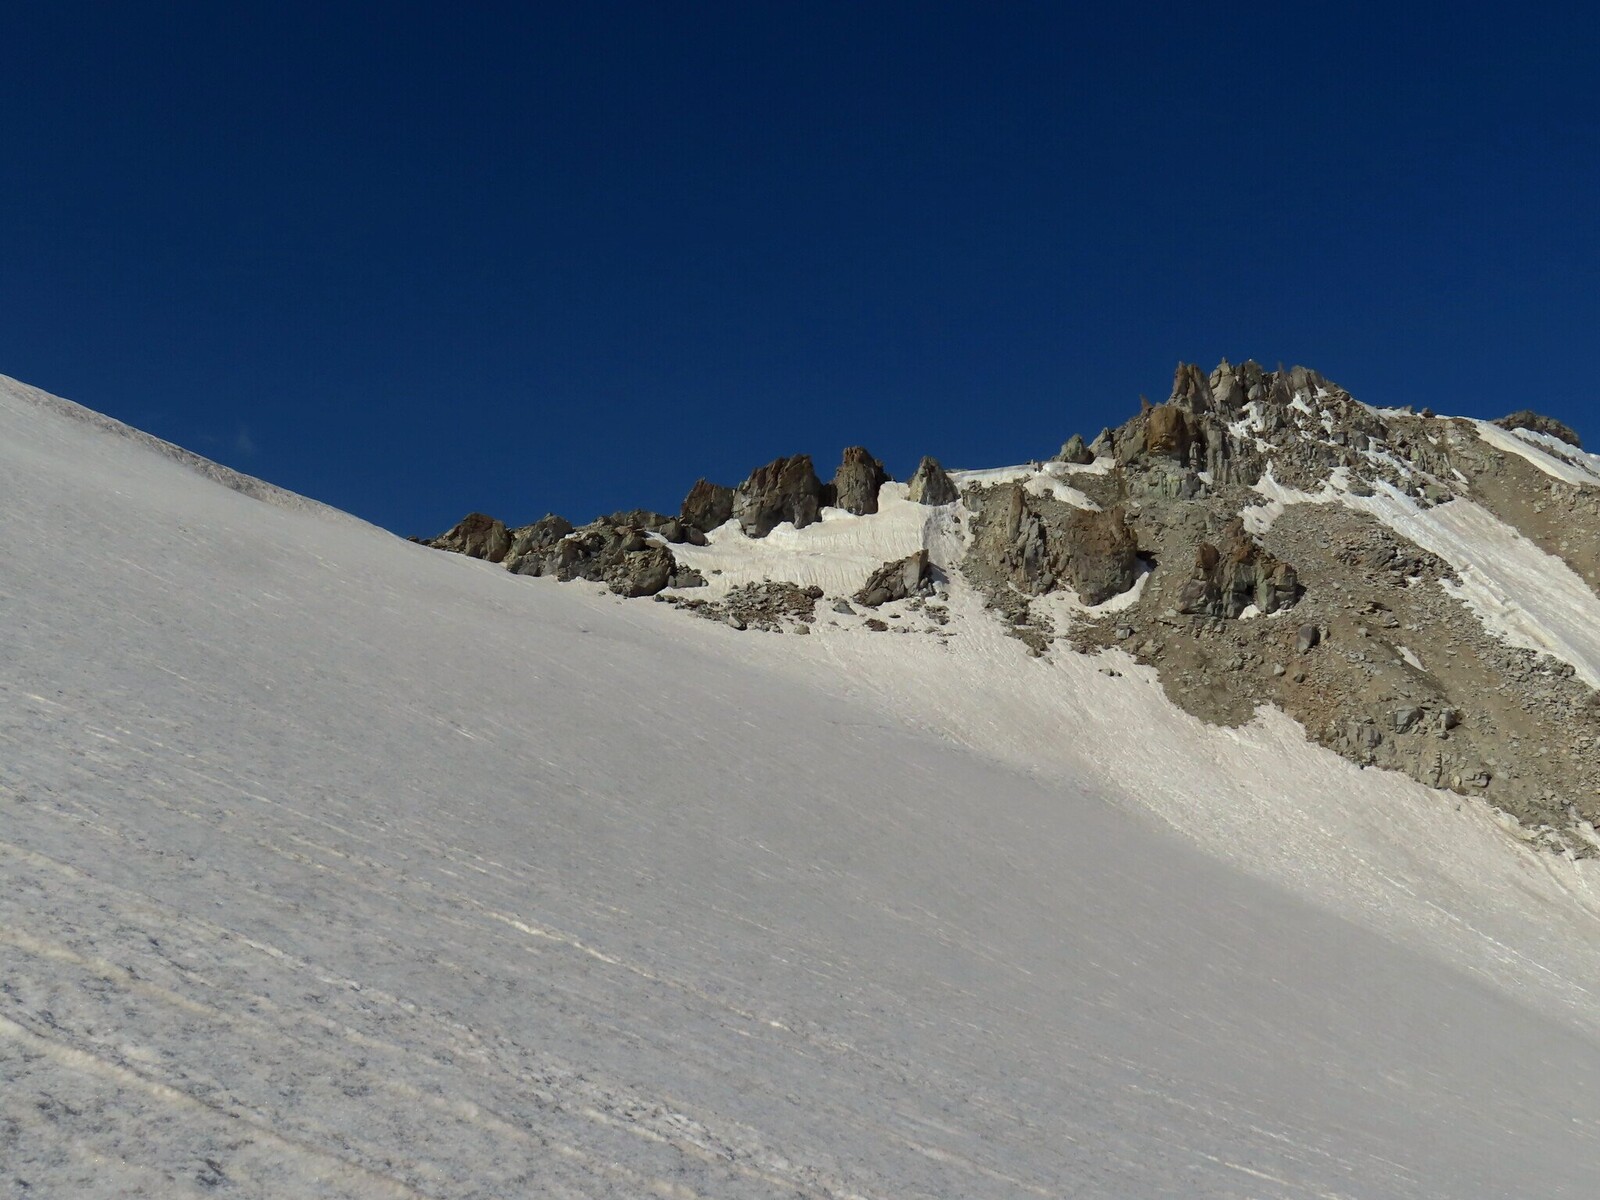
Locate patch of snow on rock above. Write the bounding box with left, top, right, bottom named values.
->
left=1474, top=421, right=1600, bottom=487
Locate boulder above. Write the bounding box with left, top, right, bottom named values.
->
left=961, top=484, right=1052, bottom=596
left=604, top=545, right=676, bottom=597
left=906, top=456, right=960, bottom=505
left=504, top=513, right=574, bottom=571
left=854, top=550, right=931, bottom=607
left=512, top=516, right=690, bottom=598
left=1493, top=410, right=1583, bottom=448
left=654, top=518, right=710, bottom=546
left=1143, top=404, right=1194, bottom=461
left=732, top=454, right=825, bottom=537
left=1057, top=434, right=1094, bottom=465
left=1343, top=719, right=1383, bottom=762
left=831, top=446, right=890, bottom=515
left=428, top=512, right=513, bottom=562
left=680, top=479, right=736, bottom=533
left=1057, top=507, right=1139, bottom=605
left=1177, top=520, right=1300, bottom=618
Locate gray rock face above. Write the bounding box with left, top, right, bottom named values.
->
left=1208, top=359, right=1246, bottom=416
left=428, top=512, right=513, bottom=562
left=605, top=544, right=678, bottom=597
left=1180, top=406, right=1266, bottom=486
left=607, top=509, right=675, bottom=532
left=1176, top=521, right=1300, bottom=619
left=504, top=514, right=575, bottom=572
left=733, top=455, right=824, bottom=537
left=1168, top=362, right=1214, bottom=412
left=680, top=479, right=736, bottom=533
left=1057, top=434, right=1094, bottom=465
left=855, top=550, right=931, bottom=607
left=831, top=447, right=890, bottom=516
left=1138, top=462, right=1206, bottom=502
left=1295, top=624, right=1321, bottom=654
left=906, top=456, right=960, bottom=506
left=1286, top=364, right=1327, bottom=395
left=513, top=517, right=698, bottom=596
left=1342, top=719, right=1384, bottom=763
left=655, top=518, right=708, bottom=546
left=963, top=484, right=1139, bottom=606
left=1494, top=411, right=1583, bottom=448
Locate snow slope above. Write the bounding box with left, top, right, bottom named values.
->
left=6, top=378, right=1600, bottom=1198
left=1473, top=420, right=1600, bottom=487
left=1246, top=467, right=1600, bottom=689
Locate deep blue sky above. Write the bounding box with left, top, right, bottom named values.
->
left=4, top=4, right=1597, bottom=534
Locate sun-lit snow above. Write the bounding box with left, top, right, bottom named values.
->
left=6, top=375, right=1600, bottom=1198
left=1473, top=419, right=1600, bottom=486
left=666, top=482, right=946, bottom=599
left=950, top=459, right=1110, bottom=504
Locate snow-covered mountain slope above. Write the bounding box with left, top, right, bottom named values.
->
left=5, top=375, right=1600, bottom=1198
left=428, top=360, right=1600, bottom=848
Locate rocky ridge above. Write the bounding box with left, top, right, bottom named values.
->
left=420, top=360, right=1600, bottom=853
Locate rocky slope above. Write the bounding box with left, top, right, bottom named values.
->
left=422, top=361, right=1600, bottom=852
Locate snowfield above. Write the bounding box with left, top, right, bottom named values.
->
left=5, top=374, right=1600, bottom=1197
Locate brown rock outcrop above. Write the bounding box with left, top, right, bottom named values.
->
left=1176, top=519, right=1299, bottom=618
left=428, top=512, right=513, bottom=562
left=1168, top=362, right=1213, bottom=412
left=855, top=550, right=931, bottom=607
left=1057, top=434, right=1094, bottom=465
left=1058, top=507, right=1140, bottom=605
left=962, top=484, right=1139, bottom=606
left=733, top=455, right=824, bottom=537
left=1493, top=410, right=1583, bottom=448
left=906, top=456, right=960, bottom=505
left=513, top=516, right=700, bottom=596
left=681, top=478, right=736, bottom=533
left=831, top=447, right=890, bottom=515
left=1143, top=404, right=1195, bottom=461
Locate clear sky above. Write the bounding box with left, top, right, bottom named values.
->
left=4, top=3, right=1597, bottom=534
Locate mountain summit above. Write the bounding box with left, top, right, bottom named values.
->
left=425, top=359, right=1600, bottom=851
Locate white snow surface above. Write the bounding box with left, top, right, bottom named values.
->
left=1473, top=420, right=1600, bottom=487
left=7, top=377, right=1600, bottom=1197
left=668, top=483, right=943, bottom=600
left=950, top=461, right=1105, bottom=508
